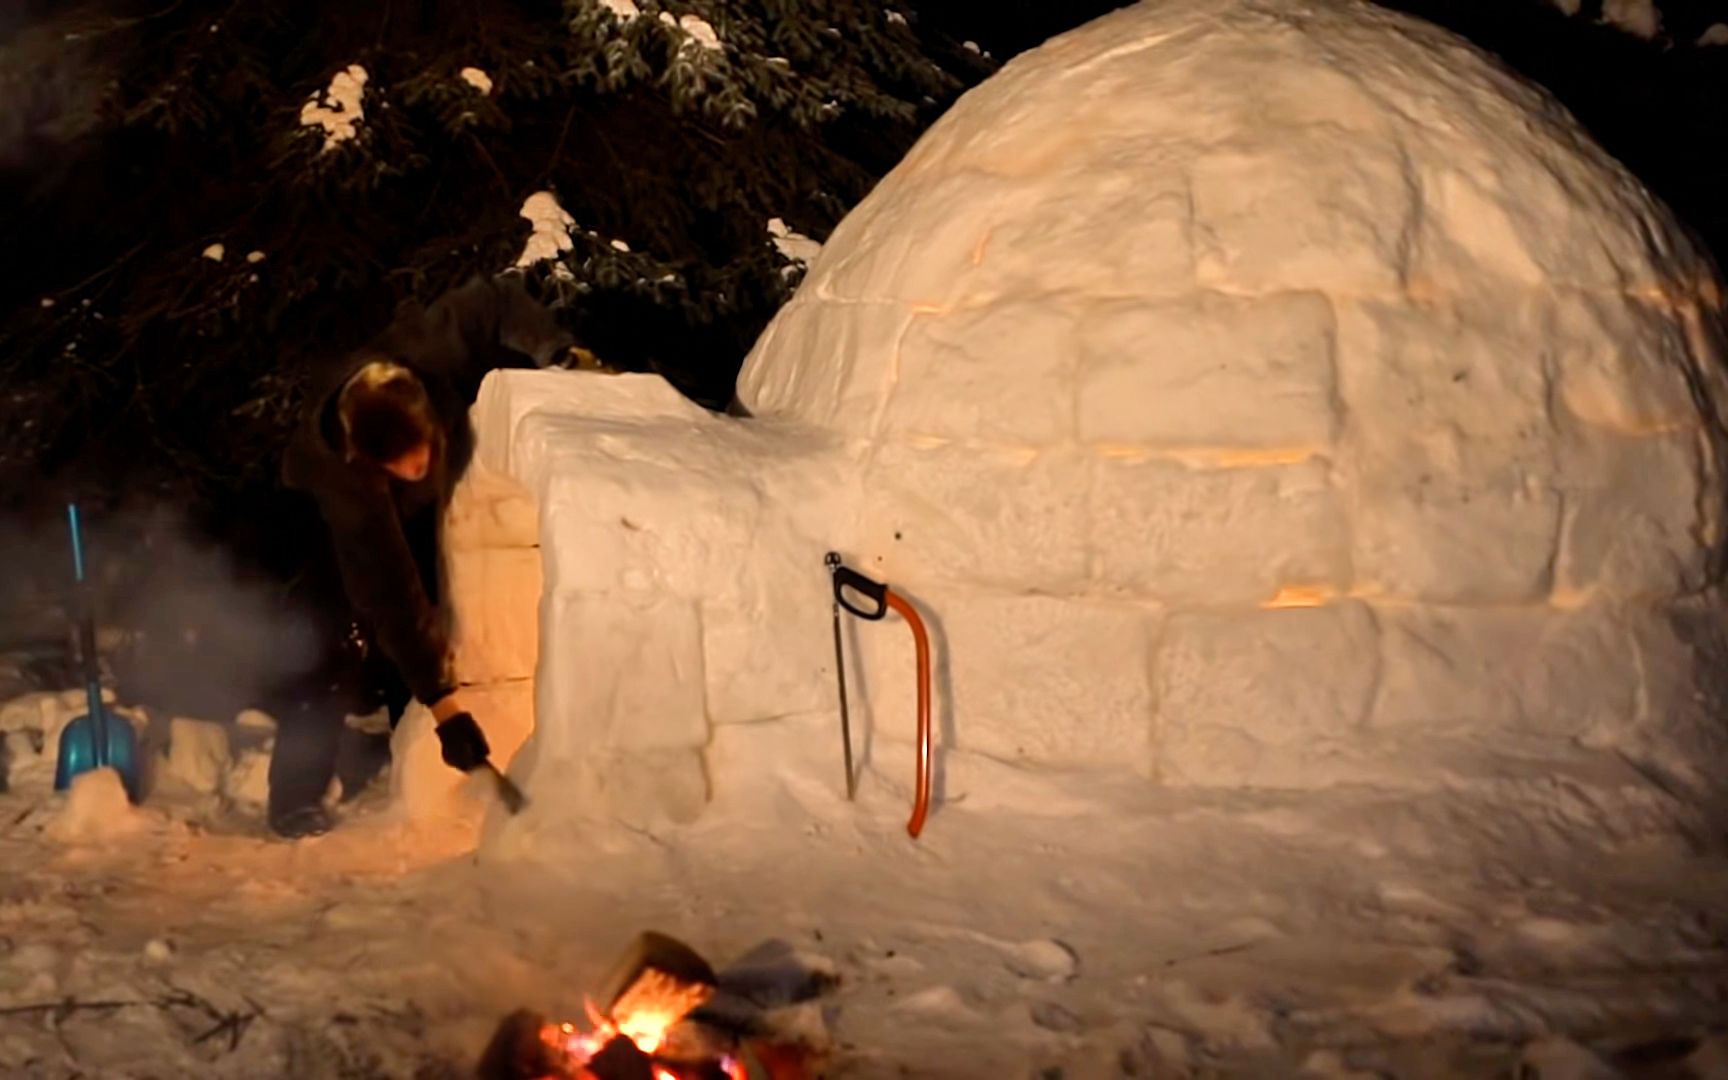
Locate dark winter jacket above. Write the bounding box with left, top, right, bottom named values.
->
left=281, top=274, right=573, bottom=706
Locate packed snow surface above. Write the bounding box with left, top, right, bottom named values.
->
left=299, top=64, right=368, bottom=152
left=3, top=711, right=1727, bottom=1076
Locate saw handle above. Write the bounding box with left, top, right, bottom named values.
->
left=830, top=560, right=889, bottom=621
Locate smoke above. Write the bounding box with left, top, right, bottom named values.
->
left=0, top=500, right=331, bottom=725
left=0, top=4, right=115, bottom=174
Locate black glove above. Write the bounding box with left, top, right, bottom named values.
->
left=435, top=711, right=491, bottom=772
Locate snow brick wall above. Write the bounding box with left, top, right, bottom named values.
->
left=450, top=0, right=1728, bottom=844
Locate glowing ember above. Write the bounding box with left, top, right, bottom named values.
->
left=538, top=1010, right=745, bottom=1080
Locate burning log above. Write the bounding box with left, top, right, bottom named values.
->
left=475, top=932, right=831, bottom=1080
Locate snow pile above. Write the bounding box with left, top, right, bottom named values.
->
left=459, top=66, right=493, bottom=95
left=1, top=689, right=129, bottom=790
left=1602, top=0, right=1661, bottom=39
left=46, top=767, right=144, bottom=843
left=512, top=191, right=575, bottom=269
left=458, top=0, right=1728, bottom=847
left=660, top=12, right=722, bottom=51
left=766, top=217, right=820, bottom=267
left=299, top=64, right=368, bottom=152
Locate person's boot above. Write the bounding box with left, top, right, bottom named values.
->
left=335, top=721, right=392, bottom=802
left=267, top=803, right=333, bottom=839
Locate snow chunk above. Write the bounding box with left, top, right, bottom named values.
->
left=599, top=0, right=639, bottom=19
left=660, top=11, right=722, bottom=51
left=767, top=217, right=821, bottom=265
left=513, top=191, right=576, bottom=268
left=1602, top=0, right=1660, bottom=38
left=300, top=64, right=369, bottom=152
left=459, top=66, right=493, bottom=95
left=224, top=747, right=271, bottom=805
left=245, top=250, right=265, bottom=264
left=887, top=11, right=907, bottom=26
left=201, top=243, right=225, bottom=262
left=48, top=768, right=144, bottom=843
left=162, top=717, right=231, bottom=795
left=609, top=238, right=631, bottom=252
left=1700, top=24, right=1728, bottom=45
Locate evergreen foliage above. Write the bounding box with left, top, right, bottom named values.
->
left=0, top=0, right=992, bottom=516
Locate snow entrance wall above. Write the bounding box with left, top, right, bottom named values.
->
left=445, top=0, right=1728, bottom=843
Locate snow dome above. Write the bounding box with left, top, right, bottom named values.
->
left=432, top=0, right=1728, bottom=846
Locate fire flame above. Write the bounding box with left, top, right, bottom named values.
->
left=540, top=1000, right=745, bottom=1080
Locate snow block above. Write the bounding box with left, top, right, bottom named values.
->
left=738, top=297, right=912, bottom=437
left=1602, top=602, right=1728, bottom=795
left=465, top=679, right=535, bottom=770
left=504, top=747, right=708, bottom=837
left=856, top=587, right=1158, bottom=769
left=701, top=584, right=831, bottom=726
left=859, top=442, right=1089, bottom=592
left=446, top=464, right=539, bottom=549
left=969, top=175, right=1195, bottom=303
left=1192, top=141, right=1413, bottom=296
left=1554, top=427, right=1708, bottom=599
left=538, top=454, right=762, bottom=601
left=1089, top=456, right=1348, bottom=607
left=390, top=703, right=466, bottom=822
left=1336, top=299, right=1562, bottom=602
left=1154, top=602, right=1380, bottom=786
left=811, top=170, right=1042, bottom=310
left=1546, top=292, right=1703, bottom=434
left=1372, top=605, right=1635, bottom=740
left=1078, top=291, right=1340, bottom=451
left=536, top=591, right=707, bottom=756
left=882, top=303, right=1079, bottom=445
left=470, top=369, right=710, bottom=481
left=162, top=717, right=231, bottom=795
left=449, top=547, right=542, bottom=684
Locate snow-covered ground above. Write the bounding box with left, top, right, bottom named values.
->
left=3, top=701, right=1727, bottom=1078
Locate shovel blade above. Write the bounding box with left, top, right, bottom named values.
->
left=53, top=711, right=141, bottom=803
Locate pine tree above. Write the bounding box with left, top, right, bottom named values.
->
left=0, top=0, right=992, bottom=519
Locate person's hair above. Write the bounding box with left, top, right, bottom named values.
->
left=338, top=359, right=437, bottom=465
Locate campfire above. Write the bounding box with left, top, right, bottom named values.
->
left=477, top=932, right=830, bottom=1080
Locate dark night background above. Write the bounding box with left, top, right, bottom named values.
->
left=1, top=0, right=1725, bottom=658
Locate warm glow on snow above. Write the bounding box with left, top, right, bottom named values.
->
left=1262, top=584, right=1335, bottom=609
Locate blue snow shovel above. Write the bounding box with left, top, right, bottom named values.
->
left=53, top=503, right=140, bottom=802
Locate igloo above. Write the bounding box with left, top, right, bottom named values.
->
left=428, top=0, right=1728, bottom=848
